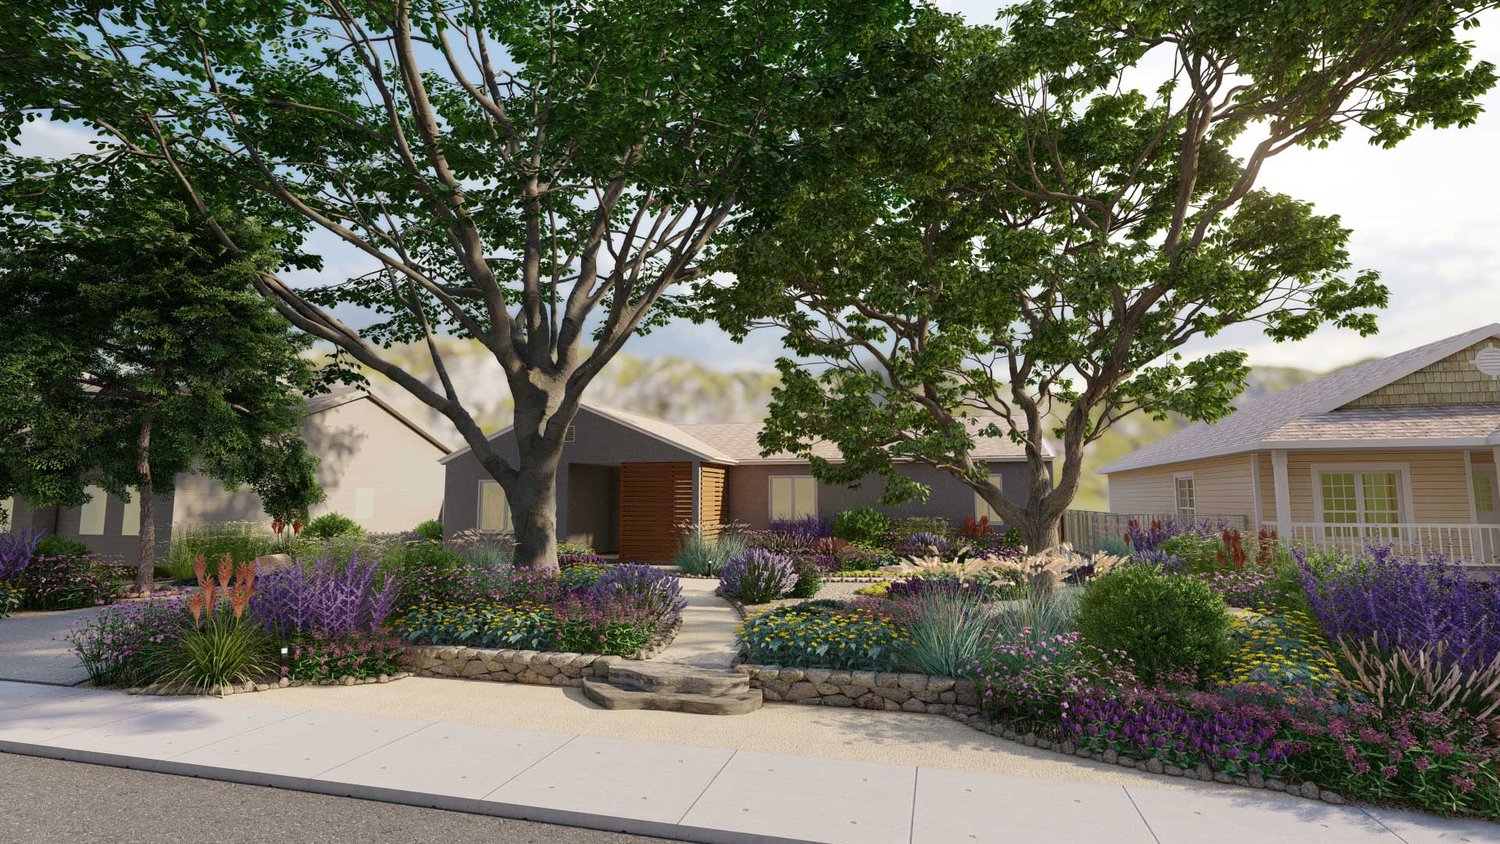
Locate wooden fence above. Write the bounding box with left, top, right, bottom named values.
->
left=1061, top=510, right=1251, bottom=554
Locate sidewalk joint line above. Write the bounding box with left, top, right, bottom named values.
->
left=477, top=732, right=581, bottom=801
left=675, top=748, right=738, bottom=824
left=1121, top=786, right=1161, bottom=844
left=1360, top=807, right=1413, bottom=844
left=907, top=766, right=919, bottom=844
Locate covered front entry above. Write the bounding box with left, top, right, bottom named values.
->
left=618, top=461, right=695, bottom=561
left=566, top=464, right=621, bottom=553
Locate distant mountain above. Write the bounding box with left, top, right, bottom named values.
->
left=341, top=340, right=1328, bottom=511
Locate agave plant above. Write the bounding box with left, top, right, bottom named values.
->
left=1336, top=636, right=1500, bottom=722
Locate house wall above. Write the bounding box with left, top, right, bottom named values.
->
left=174, top=396, right=448, bottom=533
left=1280, top=448, right=1473, bottom=524
left=50, top=488, right=175, bottom=563
left=723, top=462, right=1045, bottom=532
left=1342, top=341, right=1500, bottom=409
left=2, top=498, right=59, bottom=536
left=566, top=464, right=619, bottom=552
left=1106, top=455, right=1258, bottom=519
left=443, top=406, right=704, bottom=540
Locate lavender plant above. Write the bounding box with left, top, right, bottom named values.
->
left=248, top=556, right=400, bottom=639
left=589, top=564, right=685, bottom=623
left=718, top=548, right=798, bottom=603
left=1298, top=547, right=1500, bottom=671
left=769, top=516, right=833, bottom=546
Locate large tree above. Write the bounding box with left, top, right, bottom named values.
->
left=0, top=0, right=908, bottom=569
left=0, top=172, right=322, bottom=590
left=702, top=2, right=1495, bottom=551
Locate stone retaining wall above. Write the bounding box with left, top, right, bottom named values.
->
left=735, top=664, right=981, bottom=716
left=407, top=646, right=628, bottom=686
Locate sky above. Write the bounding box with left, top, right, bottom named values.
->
left=13, top=3, right=1500, bottom=376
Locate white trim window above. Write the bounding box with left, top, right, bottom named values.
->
left=78, top=485, right=107, bottom=536
left=478, top=480, right=513, bottom=532
left=1174, top=473, right=1197, bottom=517
left=974, top=474, right=1005, bottom=522
left=120, top=487, right=140, bottom=537
left=769, top=476, right=817, bottom=521
left=1313, top=465, right=1408, bottom=540
left=1473, top=472, right=1496, bottom=514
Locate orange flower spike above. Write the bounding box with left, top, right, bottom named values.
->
left=200, top=581, right=216, bottom=613
left=217, top=554, right=233, bottom=591
left=194, top=554, right=207, bottom=587
left=188, top=592, right=204, bottom=624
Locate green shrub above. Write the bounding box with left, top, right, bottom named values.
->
left=287, top=636, right=404, bottom=682
left=0, top=582, right=20, bottom=619
left=787, top=555, right=823, bottom=599
left=19, top=537, right=125, bottom=611
left=833, top=508, right=891, bottom=545
left=673, top=527, right=745, bottom=576
left=387, top=542, right=473, bottom=610
left=885, top=516, right=950, bottom=546
left=1076, top=564, right=1232, bottom=685
left=164, top=522, right=275, bottom=581
left=34, top=534, right=91, bottom=559
left=737, top=606, right=908, bottom=671
left=412, top=519, right=444, bottom=542
left=302, top=513, right=364, bottom=539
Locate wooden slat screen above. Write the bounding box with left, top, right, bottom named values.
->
left=618, top=461, right=694, bottom=562
left=699, top=464, right=729, bottom=540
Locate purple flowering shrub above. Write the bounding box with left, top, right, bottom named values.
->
left=719, top=548, right=798, bottom=603
left=66, top=598, right=189, bottom=686
left=968, top=630, right=1136, bottom=725
left=590, top=564, right=685, bottom=622
left=1298, top=547, right=1500, bottom=671
left=1193, top=568, right=1281, bottom=610
left=16, top=552, right=127, bottom=611
left=768, top=516, right=833, bottom=547
left=249, top=556, right=400, bottom=639
left=553, top=590, right=665, bottom=655
left=1064, top=687, right=1296, bottom=778
left=0, top=529, right=41, bottom=581
left=287, top=636, right=404, bottom=682
left=490, top=567, right=567, bottom=604
left=896, top=532, right=951, bottom=556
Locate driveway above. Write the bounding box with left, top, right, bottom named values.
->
left=0, top=606, right=102, bottom=685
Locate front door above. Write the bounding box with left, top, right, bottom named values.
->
left=1473, top=465, right=1499, bottom=562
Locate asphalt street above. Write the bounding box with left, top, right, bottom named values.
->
left=0, top=752, right=680, bottom=844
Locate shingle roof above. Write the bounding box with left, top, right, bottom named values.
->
left=1263, top=405, right=1500, bottom=444
left=1099, top=324, right=1500, bottom=474
left=441, top=404, right=1050, bottom=466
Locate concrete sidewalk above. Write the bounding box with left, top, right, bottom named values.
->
left=1, top=681, right=1492, bottom=843
left=0, top=607, right=103, bottom=685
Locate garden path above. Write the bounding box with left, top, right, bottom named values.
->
left=0, top=606, right=102, bottom=685
left=3, top=680, right=1491, bottom=844
left=656, top=578, right=740, bottom=669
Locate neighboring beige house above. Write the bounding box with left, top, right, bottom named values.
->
left=1098, top=323, right=1500, bottom=564
left=4, top=387, right=453, bottom=565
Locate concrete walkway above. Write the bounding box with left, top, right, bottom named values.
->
left=0, top=607, right=103, bottom=685
left=2, top=681, right=1493, bottom=844
left=658, top=579, right=741, bottom=669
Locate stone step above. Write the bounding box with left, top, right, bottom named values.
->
left=582, top=677, right=763, bottom=716
left=607, top=661, right=750, bottom=697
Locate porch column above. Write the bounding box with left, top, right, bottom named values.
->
left=1271, top=449, right=1293, bottom=538
left=691, top=460, right=702, bottom=526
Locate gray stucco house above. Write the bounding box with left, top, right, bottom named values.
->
left=442, top=403, right=1054, bottom=561
left=2, top=388, right=452, bottom=566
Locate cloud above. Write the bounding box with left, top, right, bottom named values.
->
left=7, top=119, right=108, bottom=158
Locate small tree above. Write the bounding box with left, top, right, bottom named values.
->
left=0, top=0, right=909, bottom=569
left=0, top=173, right=322, bottom=590
left=704, top=3, right=1493, bottom=550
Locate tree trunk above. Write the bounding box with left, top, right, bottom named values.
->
left=136, top=415, right=155, bottom=594
left=1017, top=510, right=1061, bottom=554
left=508, top=458, right=560, bottom=571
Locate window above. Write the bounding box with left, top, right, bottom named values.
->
left=769, top=476, right=817, bottom=520
left=974, top=474, right=1005, bottom=522
left=1474, top=474, right=1496, bottom=513
left=478, top=480, right=513, bottom=531
left=120, top=487, right=140, bottom=537
left=563, top=425, right=576, bottom=443
left=1175, top=475, right=1196, bottom=517
left=354, top=487, right=376, bottom=520
left=1317, top=468, right=1403, bottom=539
left=79, top=485, right=107, bottom=536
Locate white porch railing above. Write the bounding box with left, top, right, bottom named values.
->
left=1285, top=522, right=1500, bottom=566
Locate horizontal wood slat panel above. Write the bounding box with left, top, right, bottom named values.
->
left=700, top=464, right=728, bottom=540
left=619, top=461, right=693, bottom=562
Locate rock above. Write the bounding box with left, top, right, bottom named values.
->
left=928, top=677, right=955, bottom=693
left=897, top=673, right=927, bottom=692
left=954, top=680, right=980, bottom=707
left=1266, top=779, right=1286, bottom=792
left=804, top=668, right=832, bottom=684
left=827, top=671, right=852, bottom=685
left=758, top=669, right=780, bottom=682
left=875, top=686, right=911, bottom=704
left=1102, top=749, right=1118, bottom=764
left=548, top=652, right=579, bottom=667
left=873, top=673, right=900, bottom=689
left=461, top=661, right=490, bottom=677
left=901, top=698, right=927, bottom=713
left=377, top=674, right=390, bottom=684
left=938, top=691, right=956, bottom=704
left=1146, top=759, right=1164, bottom=775
left=850, top=671, right=877, bottom=687
left=1058, top=741, right=1075, bottom=756
left=779, top=668, right=805, bottom=684
left=1247, top=772, right=1265, bottom=789
left=824, top=694, right=854, bottom=707
left=1196, top=763, right=1213, bottom=781
left=1299, top=781, right=1321, bottom=800
left=815, top=683, right=841, bottom=696
left=1320, top=790, right=1345, bottom=805
left=279, top=678, right=290, bottom=687
left=1163, top=765, right=1183, bottom=777
left=1213, top=772, right=1233, bottom=784
left=783, top=681, right=819, bottom=702
left=856, top=693, right=884, bottom=709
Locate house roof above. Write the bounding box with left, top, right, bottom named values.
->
left=1099, top=323, right=1500, bottom=474
left=440, top=404, right=1051, bottom=466
left=304, top=386, right=455, bottom=454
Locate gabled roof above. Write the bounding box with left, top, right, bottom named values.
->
left=304, top=386, right=454, bottom=454
left=1099, top=323, right=1500, bottom=474
left=440, top=404, right=1051, bottom=466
